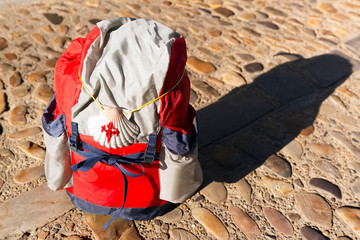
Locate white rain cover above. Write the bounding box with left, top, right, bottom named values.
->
left=71, top=17, right=180, bottom=148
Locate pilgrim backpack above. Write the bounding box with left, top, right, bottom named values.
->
left=42, top=17, right=202, bottom=226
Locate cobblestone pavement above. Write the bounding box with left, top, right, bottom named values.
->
left=0, top=0, right=360, bottom=239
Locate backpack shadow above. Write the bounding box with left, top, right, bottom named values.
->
left=196, top=53, right=355, bottom=187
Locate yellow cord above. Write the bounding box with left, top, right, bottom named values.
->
left=78, top=68, right=186, bottom=114
left=78, top=68, right=105, bottom=111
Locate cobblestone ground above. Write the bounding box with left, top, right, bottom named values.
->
left=0, top=0, right=360, bottom=239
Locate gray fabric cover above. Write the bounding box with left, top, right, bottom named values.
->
left=159, top=144, right=202, bottom=203
left=43, top=130, right=73, bottom=190
left=72, top=18, right=180, bottom=142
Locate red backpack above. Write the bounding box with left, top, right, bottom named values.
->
left=42, top=17, right=202, bottom=228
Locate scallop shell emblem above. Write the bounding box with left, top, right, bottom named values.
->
left=88, top=107, right=140, bottom=148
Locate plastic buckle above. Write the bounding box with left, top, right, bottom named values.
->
left=69, top=135, right=80, bottom=152
left=144, top=147, right=155, bottom=164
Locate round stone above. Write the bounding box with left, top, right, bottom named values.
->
left=214, top=7, right=234, bottom=17
left=233, top=178, right=253, bottom=204
left=244, top=62, right=264, bottom=73
left=263, top=154, right=292, bottom=178
left=222, top=71, right=246, bottom=86
left=9, top=72, right=22, bottom=87
left=28, top=71, right=47, bottom=84
left=309, top=178, right=342, bottom=199
left=157, top=208, right=183, bottom=223
left=295, top=192, right=332, bottom=228
left=0, top=37, right=8, bottom=51
left=9, top=127, right=42, bottom=140
left=9, top=105, right=27, bottom=126
left=229, top=206, right=261, bottom=240
left=187, top=57, right=216, bottom=74
left=200, top=181, right=227, bottom=203
left=0, top=91, right=6, bottom=114
left=336, top=207, right=360, bottom=235
left=300, top=226, right=328, bottom=240
left=308, top=143, right=335, bottom=156
left=10, top=86, right=28, bottom=98
left=4, top=53, right=17, bottom=61
left=192, top=208, right=229, bottom=240
left=43, top=13, right=64, bottom=24
left=31, top=33, right=47, bottom=45
left=257, top=21, right=279, bottom=30
left=18, top=141, right=45, bottom=160
left=13, top=165, right=44, bottom=184
left=281, top=140, right=303, bottom=161
left=169, top=228, right=198, bottom=240
left=263, top=207, right=293, bottom=236
left=45, top=58, right=58, bottom=68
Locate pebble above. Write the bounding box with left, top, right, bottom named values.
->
left=223, top=35, right=240, bottom=45
left=187, top=57, right=216, bottom=74
left=319, top=3, right=337, bottom=14
left=18, top=141, right=45, bottom=160
left=34, top=84, right=54, bottom=104
left=351, top=180, right=360, bottom=198
left=10, top=86, right=28, bottom=98
left=157, top=208, right=183, bottom=224
left=207, top=29, right=222, bottom=37
left=0, top=91, right=6, bottom=114
left=28, top=71, right=47, bottom=84
left=335, top=115, right=358, bottom=126
left=300, top=125, right=315, bottom=136
left=200, top=181, right=227, bottom=203
left=236, top=53, right=255, bottom=61
left=281, top=140, right=303, bottom=161
left=330, top=131, right=360, bottom=158
left=31, top=33, right=47, bottom=45
left=264, top=7, right=287, bottom=17
left=308, top=143, right=336, bottom=156
left=17, top=41, right=32, bottom=50
left=148, top=6, right=161, bottom=14
left=300, top=226, right=328, bottom=240
left=192, top=208, right=229, bottom=240
left=309, top=178, right=342, bottom=199
left=53, top=37, right=71, bottom=48
left=4, top=53, right=17, bottom=61
left=9, top=72, right=22, bottom=87
left=228, top=205, right=261, bottom=240
left=207, top=42, right=227, bottom=52
left=295, top=192, right=332, bottom=228
left=84, top=213, right=132, bottom=240
left=263, top=154, right=292, bottom=178
left=237, top=12, right=256, bottom=20
left=206, top=77, right=224, bottom=86
left=191, top=81, right=219, bottom=98
left=287, top=213, right=301, bottom=221
left=41, top=25, right=54, bottom=34
left=119, top=226, right=142, bottom=240
left=169, top=228, right=198, bottom=240
left=263, top=207, right=293, bottom=236
left=45, top=58, right=58, bottom=68
left=222, top=71, right=246, bottom=86
left=13, top=165, right=44, bottom=184
left=213, top=7, right=235, bottom=17
left=39, top=46, right=62, bottom=57
left=337, top=237, right=352, bottom=240
left=9, top=127, right=42, bottom=140
left=43, top=13, right=64, bottom=24
left=0, top=180, right=3, bottom=190
left=262, top=176, right=293, bottom=197
left=244, top=62, right=264, bottom=73
left=58, top=25, right=69, bottom=34
left=0, top=63, right=15, bottom=72
left=0, top=149, right=15, bottom=160
left=294, top=179, right=304, bottom=188
left=257, top=21, right=279, bottom=30
left=336, top=207, right=360, bottom=236
left=9, top=105, right=27, bottom=126
left=234, top=178, right=253, bottom=204
left=314, top=161, right=342, bottom=179
left=0, top=37, right=8, bottom=51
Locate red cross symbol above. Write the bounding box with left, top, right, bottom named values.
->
left=101, top=122, right=120, bottom=143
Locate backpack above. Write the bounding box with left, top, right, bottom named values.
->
left=42, top=17, right=202, bottom=227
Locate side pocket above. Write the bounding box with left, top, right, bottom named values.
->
left=42, top=96, right=73, bottom=190
left=158, top=143, right=203, bottom=203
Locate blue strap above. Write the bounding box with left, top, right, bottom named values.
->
left=70, top=122, right=80, bottom=152
left=144, top=134, right=157, bottom=164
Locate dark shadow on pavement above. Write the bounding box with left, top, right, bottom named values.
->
left=196, top=53, right=355, bottom=187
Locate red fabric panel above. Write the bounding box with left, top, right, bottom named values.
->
left=67, top=152, right=167, bottom=208
left=160, top=37, right=196, bottom=135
